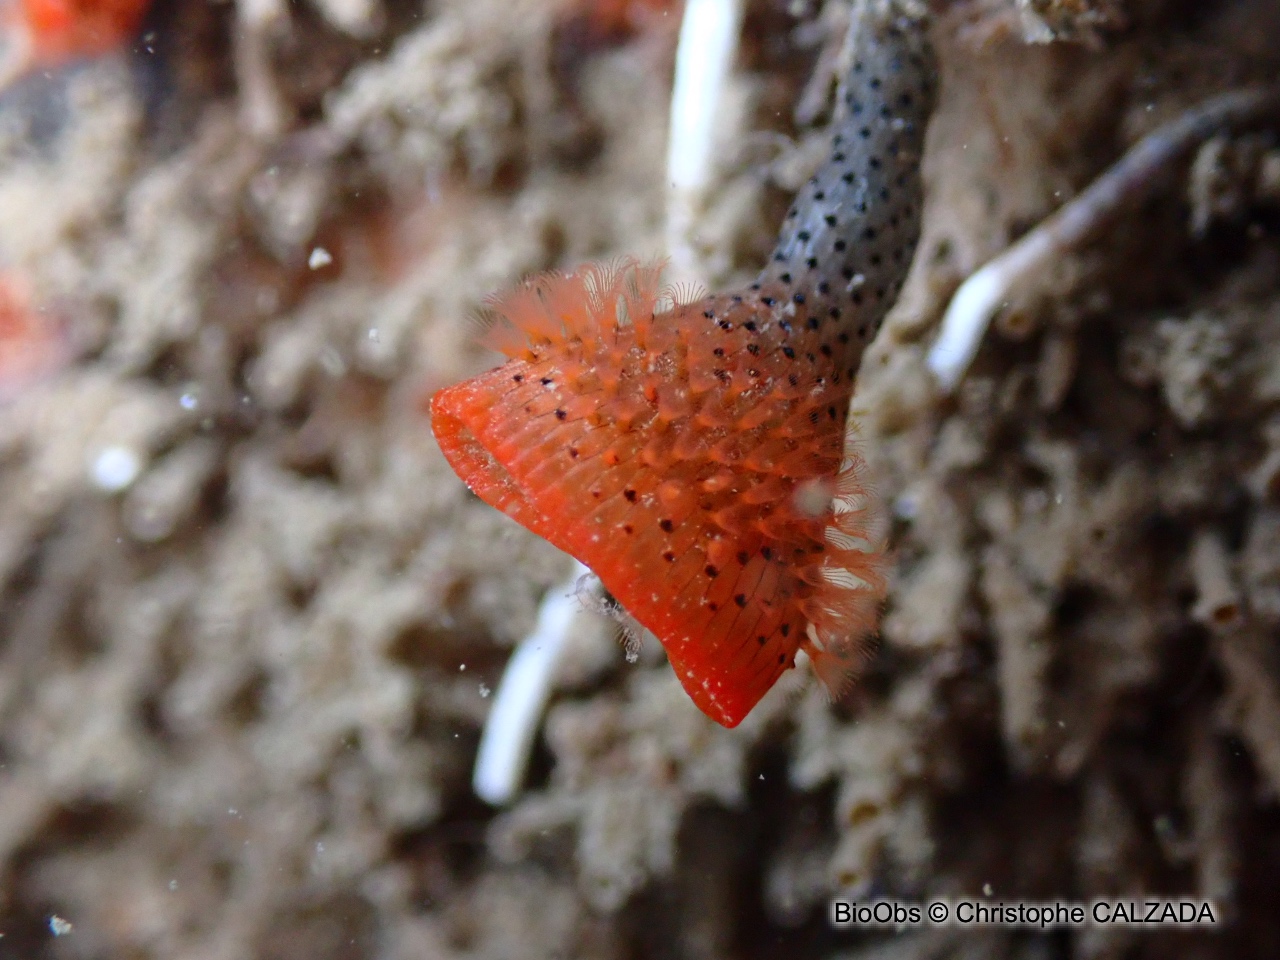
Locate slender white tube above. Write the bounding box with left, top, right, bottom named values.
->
left=666, top=0, right=744, bottom=279
left=472, top=562, right=590, bottom=806
left=928, top=86, right=1280, bottom=392
left=926, top=230, right=1052, bottom=391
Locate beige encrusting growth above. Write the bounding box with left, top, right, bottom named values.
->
left=1189, top=527, right=1243, bottom=632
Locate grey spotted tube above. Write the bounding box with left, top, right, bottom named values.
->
left=759, top=9, right=935, bottom=366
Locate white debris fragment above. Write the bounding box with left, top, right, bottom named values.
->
left=90, top=445, right=143, bottom=492
left=49, top=916, right=73, bottom=936
left=308, top=246, right=333, bottom=269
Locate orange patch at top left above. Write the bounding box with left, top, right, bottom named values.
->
left=6, top=0, right=149, bottom=71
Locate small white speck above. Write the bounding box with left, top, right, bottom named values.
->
left=366, top=327, right=380, bottom=342
left=625, top=650, right=639, bottom=664
left=315, top=841, right=325, bottom=853
left=228, top=807, right=238, bottom=816
left=179, top=391, right=199, bottom=410
left=459, top=663, right=467, bottom=672
left=169, top=879, right=178, bottom=891
left=479, top=683, right=491, bottom=698
left=982, top=883, right=993, bottom=897
left=308, top=247, right=332, bottom=269
left=49, top=916, right=72, bottom=937
left=90, top=446, right=142, bottom=492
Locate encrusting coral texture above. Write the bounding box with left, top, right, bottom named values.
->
left=0, top=0, right=1279, bottom=959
